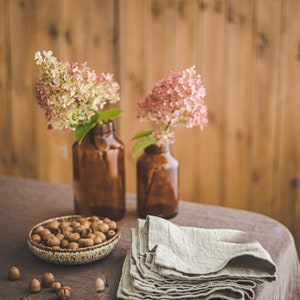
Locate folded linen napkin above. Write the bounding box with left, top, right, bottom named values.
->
left=117, top=216, right=277, bottom=300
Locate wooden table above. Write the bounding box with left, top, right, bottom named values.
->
left=0, top=176, right=299, bottom=299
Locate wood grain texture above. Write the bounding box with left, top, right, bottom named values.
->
left=9, top=0, right=38, bottom=177
left=172, top=0, right=201, bottom=204
left=0, top=0, right=13, bottom=174
left=0, top=0, right=299, bottom=253
left=34, top=0, right=69, bottom=183
left=273, top=0, right=300, bottom=249
left=119, top=0, right=147, bottom=194
left=222, top=0, right=254, bottom=209
left=196, top=0, right=227, bottom=206
left=247, top=0, right=282, bottom=215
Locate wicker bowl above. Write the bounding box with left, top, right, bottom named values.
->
left=27, top=215, right=120, bottom=265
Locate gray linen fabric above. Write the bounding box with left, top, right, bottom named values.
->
left=117, top=216, right=277, bottom=299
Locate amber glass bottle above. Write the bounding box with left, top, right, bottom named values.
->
left=136, top=144, right=178, bottom=219
left=72, top=121, right=125, bottom=220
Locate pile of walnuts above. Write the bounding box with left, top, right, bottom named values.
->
left=30, top=216, right=118, bottom=250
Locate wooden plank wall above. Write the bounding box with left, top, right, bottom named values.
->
left=0, top=0, right=299, bottom=254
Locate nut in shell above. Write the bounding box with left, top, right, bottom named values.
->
left=51, top=281, right=62, bottom=292
left=56, top=286, right=72, bottom=299
left=9, top=266, right=21, bottom=280
left=42, top=272, right=55, bottom=287
left=29, top=278, right=41, bottom=293
left=95, top=277, right=105, bottom=292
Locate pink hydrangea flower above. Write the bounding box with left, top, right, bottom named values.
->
left=137, top=66, right=208, bottom=145
left=35, top=50, right=120, bottom=131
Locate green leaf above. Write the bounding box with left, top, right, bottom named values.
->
left=75, top=112, right=99, bottom=144
left=98, top=108, right=123, bottom=123
left=132, top=135, right=158, bottom=158
left=131, top=130, right=154, bottom=141
left=74, top=108, right=123, bottom=144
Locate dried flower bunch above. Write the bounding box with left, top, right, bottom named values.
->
left=35, top=50, right=122, bottom=143
left=132, top=66, right=208, bottom=156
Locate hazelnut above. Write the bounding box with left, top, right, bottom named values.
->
left=87, top=233, right=95, bottom=239
left=31, top=234, right=42, bottom=243
left=93, top=235, right=103, bottom=245
left=47, top=236, right=61, bottom=247
left=80, top=219, right=91, bottom=228
left=56, top=233, right=65, bottom=241
left=51, top=281, right=62, bottom=292
left=56, top=286, right=72, bottom=299
left=71, top=221, right=80, bottom=229
left=68, top=242, right=79, bottom=249
left=62, top=228, right=73, bottom=238
left=9, top=266, right=21, bottom=280
left=106, top=229, right=116, bottom=239
left=83, top=238, right=94, bottom=247
left=91, top=219, right=103, bottom=228
left=95, top=231, right=106, bottom=242
left=90, top=215, right=99, bottom=221
left=61, top=239, right=69, bottom=248
left=40, top=228, right=51, bottom=237
left=106, top=220, right=117, bottom=230
left=33, top=225, right=44, bottom=234
left=95, top=277, right=105, bottom=292
left=78, top=238, right=86, bottom=247
left=80, top=228, right=91, bottom=238
left=42, top=272, right=55, bottom=287
left=60, top=221, right=71, bottom=230
left=74, top=224, right=85, bottom=233
left=98, top=223, right=109, bottom=233
left=68, top=232, right=80, bottom=242
left=48, top=219, right=60, bottom=231
left=42, top=232, right=54, bottom=242
left=29, top=278, right=41, bottom=293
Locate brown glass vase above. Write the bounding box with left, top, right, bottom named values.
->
left=137, top=143, right=179, bottom=219
left=72, top=120, right=125, bottom=220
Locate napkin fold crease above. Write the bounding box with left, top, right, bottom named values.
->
left=117, top=215, right=276, bottom=299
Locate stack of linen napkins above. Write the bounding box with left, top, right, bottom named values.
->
left=117, top=215, right=277, bottom=300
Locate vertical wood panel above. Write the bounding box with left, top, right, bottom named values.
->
left=274, top=0, right=300, bottom=249
left=172, top=0, right=202, bottom=203
left=61, top=0, right=88, bottom=61
left=9, top=0, right=37, bottom=178
left=196, top=0, right=227, bottom=205
left=85, top=0, right=119, bottom=156
left=119, top=0, right=148, bottom=194
left=248, top=0, right=282, bottom=215
left=146, top=0, right=175, bottom=86
left=34, top=0, right=71, bottom=183
left=55, top=0, right=91, bottom=183
left=223, top=0, right=254, bottom=208
left=0, top=0, right=13, bottom=174
left=86, top=0, right=116, bottom=74
left=173, top=0, right=198, bottom=68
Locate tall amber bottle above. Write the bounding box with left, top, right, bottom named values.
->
left=137, top=144, right=178, bottom=219
left=72, top=120, right=125, bottom=220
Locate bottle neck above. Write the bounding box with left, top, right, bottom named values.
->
left=91, top=120, right=115, bottom=137
left=144, top=143, right=170, bottom=155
